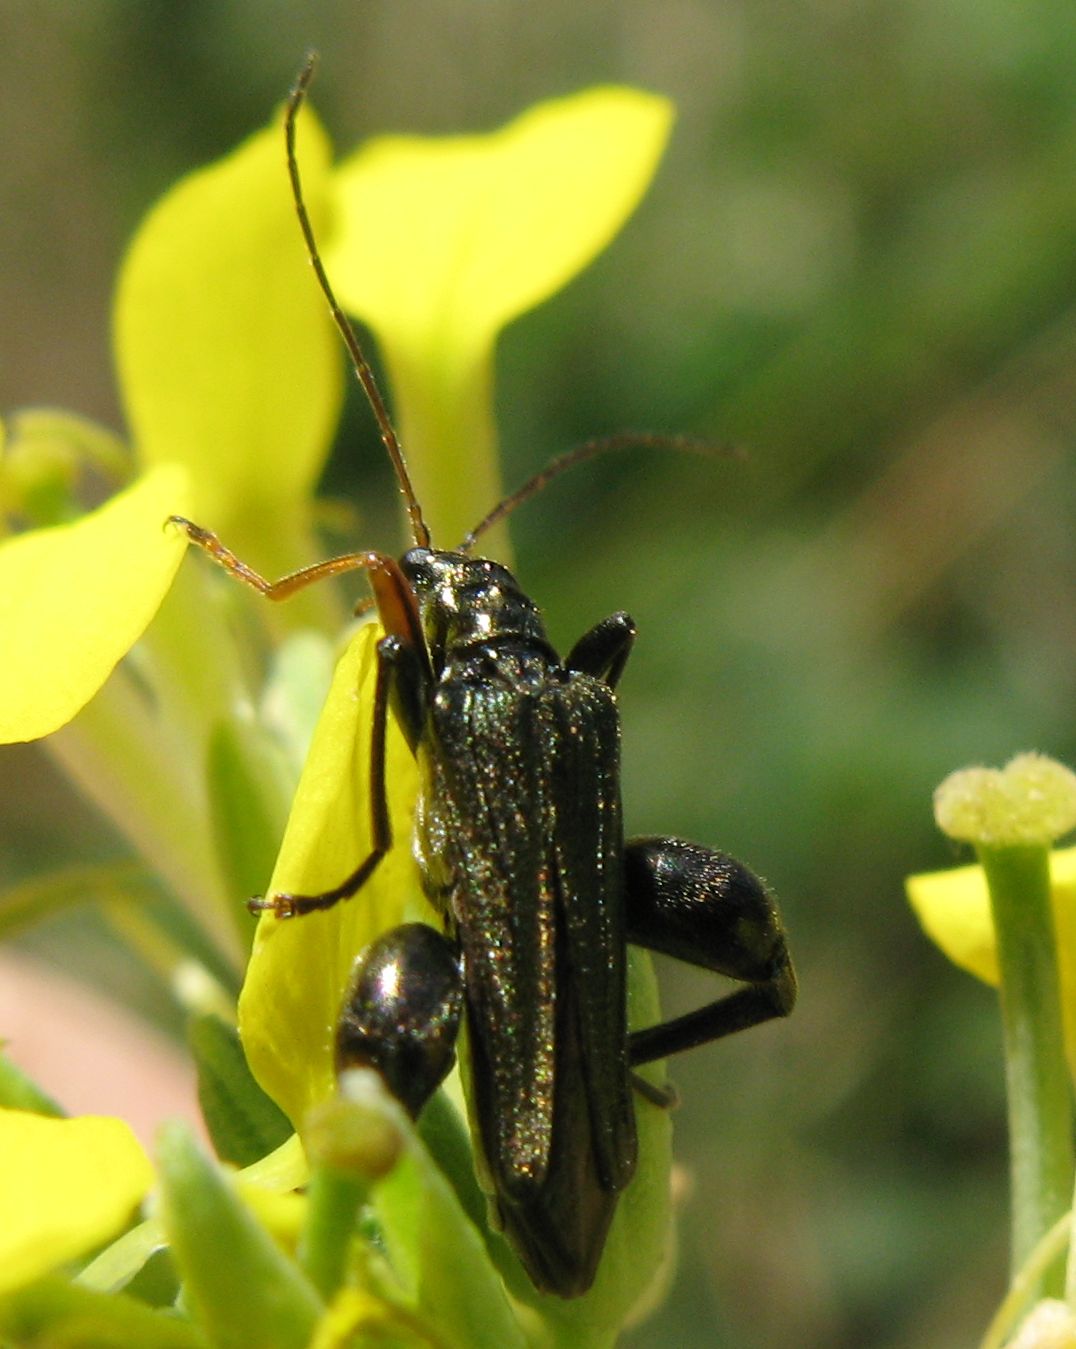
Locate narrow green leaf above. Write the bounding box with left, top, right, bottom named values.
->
left=206, top=717, right=293, bottom=903
left=0, top=861, right=153, bottom=942
left=415, top=1091, right=488, bottom=1241
left=187, top=1013, right=292, bottom=1167
left=0, top=1275, right=206, bottom=1349
left=0, top=1052, right=64, bottom=1117
left=76, top=1217, right=166, bottom=1295
left=157, top=1121, right=322, bottom=1349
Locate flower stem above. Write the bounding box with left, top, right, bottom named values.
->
left=384, top=339, right=508, bottom=556
left=298, top=1162, right=367, bottom=1301
left=980, top=843, right=1074, bottom=1296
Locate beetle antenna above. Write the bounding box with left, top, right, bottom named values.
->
left=459, top=432, right=740, bottom=552
left=286, top=53, right=431, bottom=549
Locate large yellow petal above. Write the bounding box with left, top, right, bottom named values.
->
left=0, top=464, right=189, bottom=743
left=238, top=625, right=421, bottom=1126
left=0, top=1110, right=154, bottom=1294
left=114, top=106, right=341, bottom=547
left=330, top=87, right=673, bottom=358
left=326, top=87, right=673, bottom=545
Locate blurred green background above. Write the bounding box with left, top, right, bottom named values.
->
left=4, top=2, right=1076, bottom=1344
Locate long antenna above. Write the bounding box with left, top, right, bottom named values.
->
left=459, top=432, right=739, bottom=552
left=286, top=53, right=431, bottom=549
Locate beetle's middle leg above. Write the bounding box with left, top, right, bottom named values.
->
left=566, top=611, right=636, bottom=688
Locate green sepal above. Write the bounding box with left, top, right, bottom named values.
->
left=0, top=1051, right=64, bottom=1117
left=0, top=1275, right=207, bottom=1349
left=366, top=1085, right=526, bottom=1349
left=157, top=1121, right=322, bottom=1349
left=187, top=1013, right=292, bottom=1167
left=415, top=1090, right=489, bottom=1243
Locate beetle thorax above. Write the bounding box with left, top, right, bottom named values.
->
left=401, top=547, right=555, bottom=668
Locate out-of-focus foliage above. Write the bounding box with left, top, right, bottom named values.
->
left=3, top=4, right=1075, bottom=1346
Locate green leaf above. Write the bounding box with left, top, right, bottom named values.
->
left=0, top=1275, right=207, bottom=1349
left=415, top=1092, right=489, bottom=1243
left=0, top=464, right=190, bottom=743
left=350, top=1077, right=524, bottom=1349
left=188, top=1012, right=292, bottom=1167
left=0, top=1053, right=64, bottom=1117
left=157, top=1122, right=322, bottom=1349
left=0, top=861, right=153, bottom=942
left=206, top=716, right=293, bottom=903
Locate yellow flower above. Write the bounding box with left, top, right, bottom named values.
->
left=907, top=844, right=1076, bottom=1070
left=0, top=1109, right=153, bottom=1295
left=3, top=77, right=678, bottom=1339
left=329, top=85, right=673, bottom=546
left=0, top=102, right=340, bottom=745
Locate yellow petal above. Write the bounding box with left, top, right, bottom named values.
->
left=327, top=87, right=672, bottom=544
left=238, top=625, right=420, bottom=1127
left=907, top=846, right=1076, bottom=1067
left=0, top=1110, right=154, bottom=1294
left=0, top=464, right=189, bottom=743
left=330, top=85, right=674, bottom=360
left=906, top=860, right=1001, bottom=985
left=114, top=105, right=341, bottom=545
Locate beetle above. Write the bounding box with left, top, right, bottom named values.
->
left=172, top=57, right=796, bottom=1298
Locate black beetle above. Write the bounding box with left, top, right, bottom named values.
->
left=172, top=57, right=795, bottom=1298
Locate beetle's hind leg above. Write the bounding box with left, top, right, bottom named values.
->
left=336, top=922, right=463, bottom=1118
left=624, top=837, right=796, bottom=1069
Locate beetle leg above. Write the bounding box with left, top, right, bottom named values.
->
left=565, top=612, right=636, bottom=688
left=169, top=516, right=393, bottom=600
left=630, top=1072, right=679, bottom=1108
left=379, top=632, right=428, bottom=753
left=250, top=634, right=398, bottom=918
left=336, top=922, right=463, bottom=1118
left=624, top=837, right=796, bottom=1068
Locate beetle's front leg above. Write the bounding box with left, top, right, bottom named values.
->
left=250, top=633, right=425, bottom=918
left=624, top=837, right=796, bottom=1068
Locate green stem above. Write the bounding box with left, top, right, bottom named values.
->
left=980, top=1210, right=1071, bottom=1349
left=383, top=338, right=508, bottom=556
left=298, top=1162, right=368, bottom=1301
left=979, top=843, right=1074, bottom=1297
